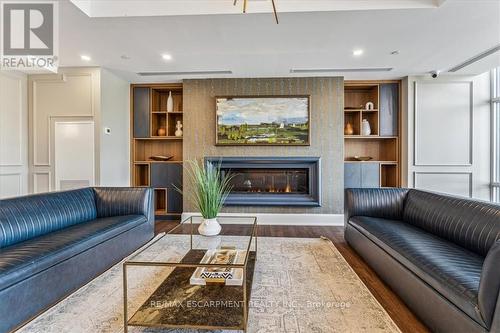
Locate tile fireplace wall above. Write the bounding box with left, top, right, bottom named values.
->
left=183, top=77, right=344, bottom=214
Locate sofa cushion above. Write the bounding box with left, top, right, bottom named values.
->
left=403, top=189, right=500, bottom=256
left=0, top=214, right=146, bottom=291
left=93, top=187, right=151, bottom=218
left=349, top=216, right=485, bottom=327
left=0, top=188, right=97, bottom=248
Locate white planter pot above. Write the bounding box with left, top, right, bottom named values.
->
left=198, top=218, right=221, bottom=236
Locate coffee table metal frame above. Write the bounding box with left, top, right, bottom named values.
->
left=122, top=215, right=258, bottom=332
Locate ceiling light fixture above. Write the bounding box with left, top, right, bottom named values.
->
left=162, top=54, right=173, bottom=61
left=390, top=50, right=400, bottom=55
left=353, top=49, right=364, bottom=57
left=80, top=55, right=91, bottom=61
left=234, top=0, right=279, bottom=24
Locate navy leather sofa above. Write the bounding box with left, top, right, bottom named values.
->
left=345, top=188, right=500, bottom=333
left=0, top=187, right=154, bottom=333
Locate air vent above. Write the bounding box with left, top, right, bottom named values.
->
left=448, top=45, right=500, bottom=72
left=137, top=70, right=232, bottom=76
left=290, top=67, right=393, bottom=73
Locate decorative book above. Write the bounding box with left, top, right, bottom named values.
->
left=190, top=249, right=246, bottom=286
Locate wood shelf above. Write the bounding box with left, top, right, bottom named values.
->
left=345, top=136, right=398, bottom=139
left=344, top=80, right=401, bottom=188
left=134, top=160, right=182, bottom=164
left=149, top=136, right=183, bottom=140
left=131, top=83, right=184, bottom=218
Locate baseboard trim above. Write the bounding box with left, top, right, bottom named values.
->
left=181, top=212, right=344, bottom=226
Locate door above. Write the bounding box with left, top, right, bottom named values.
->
left=54, top=121, right=95, bottom=190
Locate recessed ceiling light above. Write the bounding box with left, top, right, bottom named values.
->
left=162, top=54, right=173, bottom=61
left=352, top=49, right=364, bottom=57
left=80, top=55, right=91, bottom=61
left=120, top=55, right=130, bottom=60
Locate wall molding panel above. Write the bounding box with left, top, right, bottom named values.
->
left=33, top=171, right=52, bottom=194
left=29, top=68, right=101, bottom=193
left=404, top=73, right=491, bottom=201
left=414, top=171, right=473, bottom=198
left=0, top=71, right=28, bottom=198
left=0, top=73, right=24, bottom=167
left=0, top=173, right=23, bottom=199
left=414, top=81, right=473, bottom=167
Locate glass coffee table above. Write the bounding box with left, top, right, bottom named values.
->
left=123, top=216, right=258, bottom=332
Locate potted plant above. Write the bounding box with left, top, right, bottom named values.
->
left=177, top=160, right=233, bottom=236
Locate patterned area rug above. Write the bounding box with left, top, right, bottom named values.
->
left=18, top=236, right=400, bottom=333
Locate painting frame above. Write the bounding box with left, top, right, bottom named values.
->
left=215, top=95, right=311, bottom=146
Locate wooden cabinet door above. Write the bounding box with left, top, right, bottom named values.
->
left=150, top=162, right=182, bottom=189
left=344, top=163, right=361, bottom=188
left=167, top=188, right=183, bottom=213
left=361, top=163, right=380, bottom=188
left=379, top=83, right=398, bottom=136
left=133, top=87, right=150, bottom=138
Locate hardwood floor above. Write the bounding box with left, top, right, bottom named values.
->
left=155, top=221, right=430, bottom=333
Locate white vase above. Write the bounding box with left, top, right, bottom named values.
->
left=174, top=120, right=183, bottom=137
left=361, top=119, right=371, bottom=136
left=167, top=91, right=174, bottom=112
left=198, top=218, right=221, bottom=236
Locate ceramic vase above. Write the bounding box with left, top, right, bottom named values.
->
left=361, top=119, right=371, bottom=136
left=365, top=101, right=374, bottom=111
left=157, top=128, right=166, bottom=136
left=175, top=120, right=183, bottom=137
left=167, top=91, right=174, bottom=112
left=199, top=218, right=221, bottom=236
left=345, top=122, right=354, bottom=135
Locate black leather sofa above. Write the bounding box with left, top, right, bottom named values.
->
left=345, top=188, right=500, bottom=333
left=0, top=187, right=154, bottom=333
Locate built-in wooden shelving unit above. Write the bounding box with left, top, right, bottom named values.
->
left=131, top=83, right=183, bottom=220
left=344, top=81, right=401, bottom=188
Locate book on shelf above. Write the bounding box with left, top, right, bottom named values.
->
left=190, top=248, right=246, bottom=286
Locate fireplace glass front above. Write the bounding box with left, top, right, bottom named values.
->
left=222, top=168, right=309, bottom=194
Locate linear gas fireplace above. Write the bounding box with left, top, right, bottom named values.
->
left=205, top=157, right=321, bottom=206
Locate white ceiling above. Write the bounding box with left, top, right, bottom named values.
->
left=58, top=0, right=500, bottom=82
left=70, top=0, right=447, bottom=17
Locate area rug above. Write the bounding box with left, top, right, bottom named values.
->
left=18, top=236, right=400, bottom=333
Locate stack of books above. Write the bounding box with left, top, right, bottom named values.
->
left=190, top=248, right=246, bottom=286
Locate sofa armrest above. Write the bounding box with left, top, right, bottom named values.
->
left=344, top=188, right=409, bottom=226
left=92, top=187, right=154, bottom=224
left=479, top=240, right=500, bottom=329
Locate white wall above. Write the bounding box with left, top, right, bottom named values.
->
left=29, top=67, right=101, bottom=193
left=402, top=72, right=491, bottom=200
left=99, top=68, right=130, bottom=186
left=0, top=71, right=28, bottom=199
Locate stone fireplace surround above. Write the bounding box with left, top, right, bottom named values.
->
left=182, top=77, right=344, bottom=225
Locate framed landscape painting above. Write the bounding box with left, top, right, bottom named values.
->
left=216, top=96, right=310, bottom=145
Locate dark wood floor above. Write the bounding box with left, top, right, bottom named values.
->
left=155, top=221, right=429, bottom=333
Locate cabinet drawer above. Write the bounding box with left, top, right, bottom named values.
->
left=133, top=87, right=150, bottom=138
left=150, top=163, right=182, bottom=188
left=167, top=189, right=183, bottom=214
left=361, top=163, right=380, bottom=188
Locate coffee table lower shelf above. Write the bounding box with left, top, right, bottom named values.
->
left=126, top=250, right=256, bottom=332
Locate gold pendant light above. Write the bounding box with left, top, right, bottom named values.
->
left=233, top=0, right=279, bottom=24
